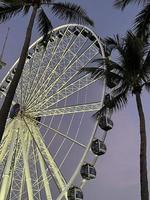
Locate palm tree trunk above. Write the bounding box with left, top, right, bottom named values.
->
left=0, top=5, right=38, bottom=141
left=135, top=92, right=149, bottom=200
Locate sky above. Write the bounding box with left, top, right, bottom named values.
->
left=0, top=1, right=149, bottom=200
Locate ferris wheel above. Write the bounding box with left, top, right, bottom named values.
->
left=0, top=24, right=114, bottom=200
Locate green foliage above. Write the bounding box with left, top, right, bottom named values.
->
left=0, top=4, right=24, bottom=23
left=0, top=0, right=94, bottom=40
left=51, top=2, right=94, bottom=26
left=134, top=3, right=150, bottom=37
left=114, top=0, right=150, bottom=39
left=37, top=7, right=53, bottom=36
left=114, top=0, right=148, bottom=9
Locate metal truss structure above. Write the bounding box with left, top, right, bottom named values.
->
left=0, top=24, right=106, bottom=200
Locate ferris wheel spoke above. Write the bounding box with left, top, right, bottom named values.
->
left=24, top=42, right=56, bottom=106
left=18, top=171, right=25, bottom=200
left=18, top=121, right=34, bottom=200
left=37, top=150, right=53, bottom=200
left=25, top=30, right=88, bottom=107
left=26, top=74, right=101, bottom=113
left=20, top=68, right=31, bottom=106
left=23, top=46, right=46, bottom=105
left=30, top=119, right=86, bottom=149
left=15, top=58, right=33, bottom=105
left=25, top=27, right=73, bottom=106
left=9, top=157, right=25, bottom=200
left=47, top=38, right=99, bottom=95
left=31, top=144, right=43, bottom=200
left=26, top=41, right=99, bottom=110
left=27, top=140, right=43, bottom=200
left=20, top=50, right=40, bottom=106
left=30, top=101, right=102, bottom=117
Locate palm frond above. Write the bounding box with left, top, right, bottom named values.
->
left=22, top=5, right=30, bottom=15
left=51, top=2, right=94, bottom=26
left=124, top=32, right=144, bottom=69
left=0, top=4, right=23, bottom=23
left=80, top=67, right=99, bottom=73
left=109, top=92, right=128, bottom=111
left=105, top=58, right=124, bottom=73
left=80, top=67, right=104, bottom=78
left=114, top=0, right=148, bottom=10
left=134, top=3, right=150, bottom=38
left=92, top=57, right=123, bottom=72
left=143, top=50, right=150, bottom=70
left=105, top=35, right=119, bottom=49
left=107, top=70, right=122, bottom=81
left=0, top=0, right=19, bottom=4
left=42, top=0, right=56, bottom=3
left=91, top=58, right=105, bottom=68
left=112, top=80, right=129, bottom=95
left=105, top=35, right=125, bottom=58
left=93, top=91, right=128, bottom=119
left=37, top=8, right=53, bottom=36
left=92, top=106, right=107, bottom=119
left=144, top=81, right=150, bottom=91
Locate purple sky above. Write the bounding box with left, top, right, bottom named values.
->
left=0, top=1, right=149, bottom=200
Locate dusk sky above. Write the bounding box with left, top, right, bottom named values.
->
left=0, top=1, right=149, bottom=200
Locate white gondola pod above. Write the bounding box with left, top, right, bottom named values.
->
left=56, top=30, right=63, bottom=38
left=11, top=67, right=17, bottom=75
left=0, top=85, right=7, bottom=93
left=68, top=186, right=83, bottom=200
left=5, top=76, right=12, bottom=84
left=73, top=27, right=81, bottom=36
left=80, top=163, right=96, bottom=180
left=81, top=29, right=89, bottom=37
left=27, top=52, right=32, bottom=59
left=49, top=33, right=56, bottom=42
left=91, top=139, right=107, bottom=156
left=98, top=115, right=113, bottom=131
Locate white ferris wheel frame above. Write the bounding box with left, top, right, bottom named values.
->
left=0, top=24, right=107, bottom=200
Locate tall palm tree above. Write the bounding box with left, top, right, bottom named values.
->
left=81, top=32, right=150, bottom=200
left=114, top=0, right=150, bottom=38
left=0, top=0, right=94, bottom=141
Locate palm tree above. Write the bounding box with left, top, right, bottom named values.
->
left=0, top=0, right=94, bottom=141
left=114, top=0, right=150, bottom=38
left=81, top=32, right=150, bottom=200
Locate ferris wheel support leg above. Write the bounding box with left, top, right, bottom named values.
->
left=0, top=121, right=14, bottom=161
left=19, top=127, right=34, bottom=200
left=30, top=123, right=68, bottom=199
left=0, top=131, right=17, bottom=200
left=38, top=150, right=52, bottom=200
